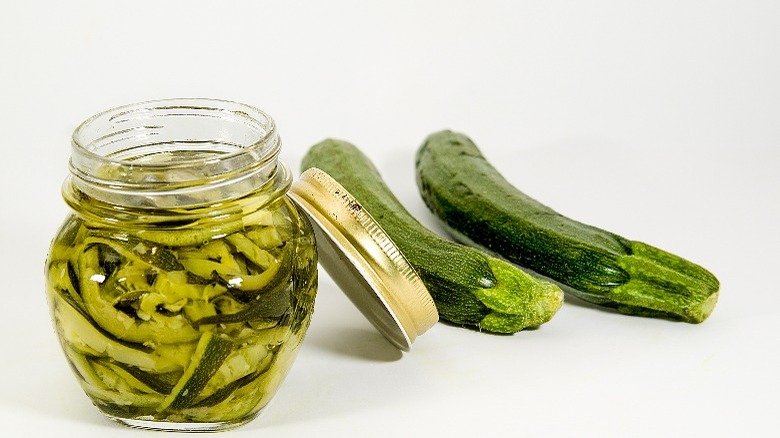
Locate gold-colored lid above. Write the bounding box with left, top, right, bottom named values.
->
left=289, top=168, right=438, bottom=351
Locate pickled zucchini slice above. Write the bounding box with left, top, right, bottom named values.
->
left=54, top=293, right=181, bottom=373
left=158, top=332, right=234, bottom=412
left=79, top=245, right=201, bottom=344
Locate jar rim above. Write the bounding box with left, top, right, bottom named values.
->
left=67, top=98, right=284, bottom=210
left=71, top=98, right=278, bottom=169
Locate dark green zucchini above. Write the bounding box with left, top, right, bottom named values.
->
left=302, top=139, right=563, bottom=334
left=415, top=130, right=719, bottom=323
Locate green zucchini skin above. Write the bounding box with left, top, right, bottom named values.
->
left=302, top=139, right=564, bottom=333
left=415, top=130, right=720, bottom=323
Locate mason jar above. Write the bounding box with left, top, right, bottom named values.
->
left=44, top=99, right=317, bottom=431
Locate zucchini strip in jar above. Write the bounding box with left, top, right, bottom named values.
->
left=193, top=282, right=290, bottom=327
left=63, top=344, right=109, bottom=391
left=53, top=293, right=181, bottom=373
left=103, top=362, right=166, bottom=395
left=48, top=218, right=86, bottom=262
left=179, top=352, right=278, bottom=421
left=180, top=240, right=289, bottom=292
left=189, top=370, right=263, bottom=408
left=226, top=233, right=276, bottom=270
left=193, top=341, right=275, bottom=405
left=110, top=362, right=178, bottom=395
left=134, top=222, right=246, bottom=248
left=85, top=384, right=165, bottom=408
left=78, top=245, right=201, bottom=344
left=48, top=261, right=88, bottom=316
left=180, top=258, right=282, bottom=292
left=191, top=249, right=293, bottom=327
left=83, top=235, right=184, bottom=272
left=245, top=227, right=283, bottom=250
left=129, top=198, right=280, bottom=248
left=157, top=332, right=234, bottom=412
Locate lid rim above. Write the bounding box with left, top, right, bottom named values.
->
left=289, top=168, right=438, bottom=351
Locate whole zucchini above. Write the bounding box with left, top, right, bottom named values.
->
left=415, top=130, right=720, bottom=323
left=302, top=139, right=564, bottom=333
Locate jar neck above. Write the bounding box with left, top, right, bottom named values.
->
left=65, top=99, right=289, bottom=225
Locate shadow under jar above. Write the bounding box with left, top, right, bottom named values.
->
left=44, top=99, right=317, bottom=431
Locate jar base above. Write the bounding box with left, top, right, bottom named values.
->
left=105, top=411, right=261, bottom=432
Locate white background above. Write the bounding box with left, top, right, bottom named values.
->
left=1, top=1, right=778, bottom=437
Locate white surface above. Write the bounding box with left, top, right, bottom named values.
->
left=1, top=1, right=778, bottom=437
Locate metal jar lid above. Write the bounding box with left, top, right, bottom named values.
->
left=288, top=168, right=438, bottom=351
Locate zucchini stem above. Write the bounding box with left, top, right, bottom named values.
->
left=609, top=241, right=719, bottom=323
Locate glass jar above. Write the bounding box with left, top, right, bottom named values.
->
left=44, top=99, right=317, bottom=431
